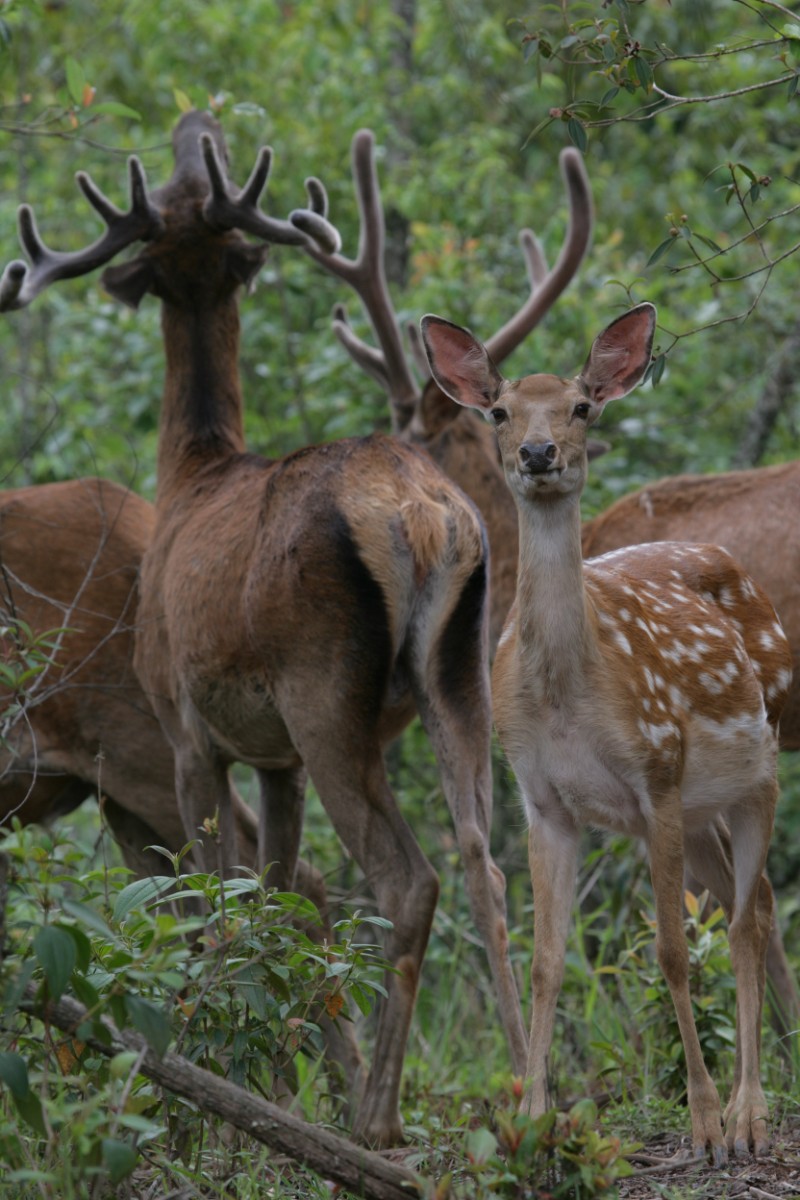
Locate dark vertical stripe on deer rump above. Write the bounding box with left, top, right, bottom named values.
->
left=437, top=558, right=487, bottom=711
left=329, top=508, right=392, bottom=714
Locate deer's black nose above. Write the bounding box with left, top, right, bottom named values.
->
left=518, top=442, right=557, bottom=474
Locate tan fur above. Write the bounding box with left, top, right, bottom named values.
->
left=2, top=112, right=526, bottom=1148
left=299, top=127, right=798, bottom=1037
left=582, top=461, right=800, bottom=748
left=423, top=308, right=788, bottom=1164
left=0, top=478, right=265, bottom=873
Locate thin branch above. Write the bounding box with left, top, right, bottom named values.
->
left=667, top=201, right=800, bottom=275
left=652, top=72, right=797, bottom=105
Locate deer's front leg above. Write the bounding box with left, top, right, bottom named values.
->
left=647, top=805, right=725, bottom=1165
left=521, top=810, right=579, bottom=1117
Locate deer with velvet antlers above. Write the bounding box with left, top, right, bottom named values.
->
left=297, top=128, right=800, bottom=1037
left=421, top=303, right=791, bottom=1164
left=0, top=110, right=526, bottom=1146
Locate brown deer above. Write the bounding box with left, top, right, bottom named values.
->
left=294, top=129, right=594, bottom=652
left=421, top=303, right=790, bottom=1163
left=0, top=110, right=526, bottom=1146
left=302, top=130, right=800, bottom=1034
left=0, top=475, right=368, bottom=1101
left=0, top=477, right=213, bottom=874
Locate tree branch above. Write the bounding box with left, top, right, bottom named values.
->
left=18, top=983, right=422, bottom=1200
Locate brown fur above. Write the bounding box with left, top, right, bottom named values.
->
left=0, top=476, right=270, bottom=872
left=423, top=307, right=788, bottom=1163
left=0, top=478, right=188, bottom=872
left=298, top=128, right=799, bottom=1044
left=1, top=112, right=525, bottom=1147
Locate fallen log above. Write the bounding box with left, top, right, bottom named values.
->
left=19, top=983, right=422, bottom=1200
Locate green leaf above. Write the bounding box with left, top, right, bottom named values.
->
left=101, top=1138, right=138, bottom=1184
left=65, top=57, right=86, bottom=106
left=749, top=182, right=760, bottom=203
left=781, top=21, right=800, bottom=40
left=634, top=55, right=653, bottom=90
left=348, top=982, right=374, bottom=1017
left=650, top=354, right=666, bottom=385
left=109, top=1051, right=141, bottom=1080
left=61, top=898, right=116, bottom=941
left=113, top=876, right=174, bottom=922
left=124, top=994, right=171, bottom=1057
left=647, top=237, right=676, bottom=266
left=270, top=892, right=322, bottom=924
left=174, top=87, right=193, bottom=113
left=33, top=925, right=76, bottom=1000
left=465, top=1125, right=498, bottom=1165
left=61, top=924, right=92, bottom=974
left=522, top=37, right=538, bottom=63
left=0, top=1051, right=30, bottom=1099
left=567, top=117, right=588, bottom=151
left=600, top=86, right=619, bottom=107
left=15, top=1090, right=46, bottom=1136
left=90, top=101, right=141, bottom=120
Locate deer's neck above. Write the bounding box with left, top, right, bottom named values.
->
left=156, top=298, right=246, bottom=504
left=514, top=492, right=593, bottom=704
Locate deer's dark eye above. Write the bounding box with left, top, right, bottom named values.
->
left=573, top=401, right=591, bottom=421
left=489, top=407, right=508, bottom=426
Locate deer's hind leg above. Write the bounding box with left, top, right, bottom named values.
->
left=409, top=559, right=526, bottom=1075
left=285, top=713, right=439, bottom=1148
left=685, top=805, right=775, bottom=1159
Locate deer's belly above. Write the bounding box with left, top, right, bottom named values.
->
left=513, top=738, right=651, bottom=839
left=180, top=675, right=300, bottom=769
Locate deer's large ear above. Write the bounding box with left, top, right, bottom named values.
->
left=579, top=303, right=656, bottom=405
left=102, top=258, right=155, bottom=310
left=420, top=315, right=504, bottom=413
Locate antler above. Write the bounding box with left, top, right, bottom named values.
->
left=484, top=149, right=593, bottom=364
left=201, top=133, right=341, bottom=255
left=295, top=130, right=593, bottom=432
left=292, top=129, right=420, bottom=427
left=0, top=157, right=163, bottom=312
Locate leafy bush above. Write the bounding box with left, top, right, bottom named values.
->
left=0, top=821, right=390, bottom=1195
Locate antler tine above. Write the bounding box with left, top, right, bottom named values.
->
left=0, top=156, right=162, bottom=313
left=201, top=132, right=340, bottom=254
left=296, top=128, right=419, bottom=417
left=519, top=229, right=549, bottom=289
left=331, top=301, right=391, bottom=390
left=485, top=147, right=594, bottom=366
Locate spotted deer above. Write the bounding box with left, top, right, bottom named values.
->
left=0, top=110, right=526, bottom=1146
left=299, top=130, right=799, bottom=1035
left=421, top=303, right=791, bottom=1163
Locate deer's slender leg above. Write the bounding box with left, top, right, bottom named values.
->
left=256, top=765, right=305, bottom=883
left=259, top=767, right=367, bottom=1115
left=288, top=728, right=439, bottom=1148
left=521, top=815, right=580, bottom=1117
left=721, top=785, right=776, bottom=1157
left=648, top=805, right=725, bottom=1164
left=172, top=744, right=237, bottom=875
left=412, top=617, right=527, bottom=1075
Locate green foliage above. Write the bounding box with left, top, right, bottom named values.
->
left=0, top=820, right=390, bottom=1194
left=0, top=3, right=799, bottom=1191
left=458, top=1097, right=637, bottom=1200
left=612, top=890, right=737, bottom=1098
